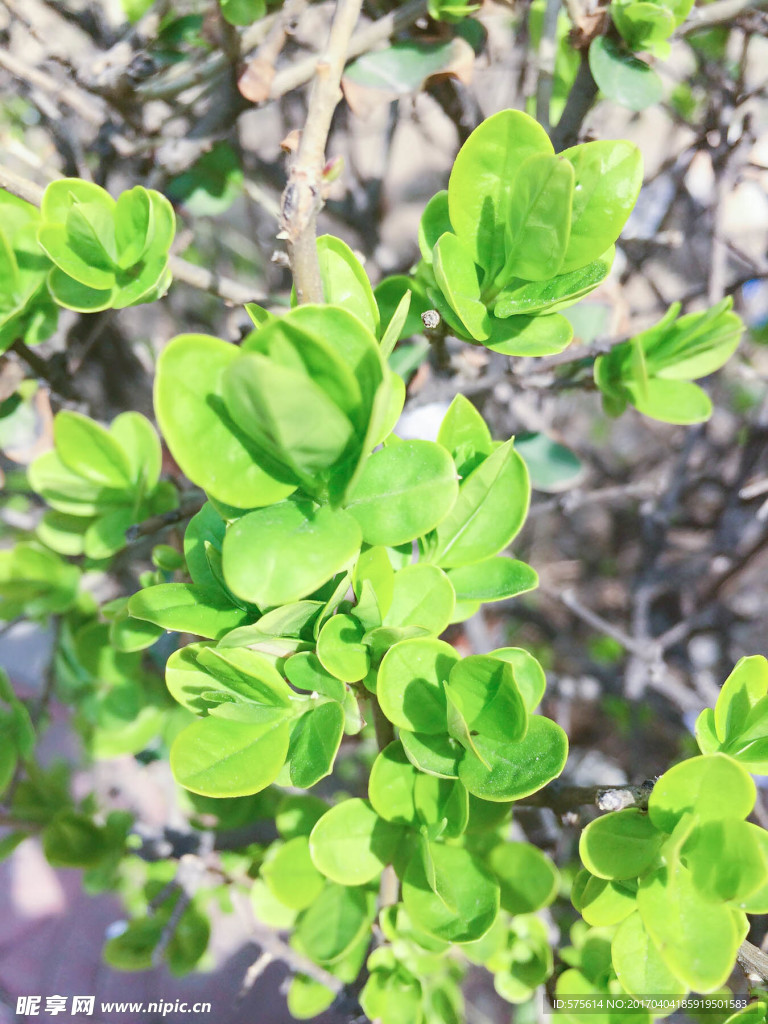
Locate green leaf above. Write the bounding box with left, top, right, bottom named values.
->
left=170, top=712, right=291, bottom=796
left=432, top=439, right=530, bottom=567
left=559, top=140, right=643, bottom=273
left=612, top=911, right=687, bottom=998
left=128, top=583, right=248, bottom=640
left=494, top=248, right=615, bottom=318
left=446, top=557, right=538, bottom=603
left=445, top=655, right=527, bottom=744
left=309, top=798, right=403, bottom=885
left=483, top=312, right=574, bottom=356
left=589, top=37, right=663, bottom=111
left=384, top=564, right=455, bottom=635
left=458, top=715, right=568, bottom=801
left=379, top=289, right=412, bottom=360
left=42, top=812, right=107, bottom=868
left=489, top=841, right=558, bottom=913
left=437, top=394, right=493, bottom=474
left=53, top=411, right=132, bottom=489
left=623, top=376, right=712, bottom=424
left=501, top=154, right=575, bottom=282
left=317, top=614, right=370, bottom=682
left=377, top=637, right=458, bottom=734
left=344, top=440, right=458, bottom=547
left=648, top=753, right=756, bottom=833
left=167, top=142, right=244, bottom=214
left=221, top=352, right=356, bottom=494
left=402, top=842, right=499, bottom=942
left=285, top=652, right=346, bottom=702
left=489, top=647, right=547, bottom=711
left=400, top=729, right=462, bottom=779
left=432, top=232, right=491, bottom=340
left=683, top=818, right=768, bottom=902
left=611, top=0, right=675, bottom=51
left=343, top=39, right=475, bottom=103
left=714, top=655, right=768, bottom=744
left=0, top=544, right=80, bottom=620
left=222, top=500, right=362, bottom=607
left=155, top=334, right=295, bottom=509
left=448, top=110, right=554, bottom=277
left=572, top=871, right=637, bottom=926
left=369, top=741, right=419, bottom=825
left=637, top=861, right=744, bottom=992
left=287, top=976, right=336, bottom=1020
left=219, top=0, right=265, bottom=25
left=315, top=235, right=379, bottom=335
left=580, top=808, right=664, bottom=880
left=419, top=190, right=452, bottom=263
left=295, top=883, right=375, bottom=964
left=262, top=836, right=325, bottom=911
left=515, top=432, right=584, bottom=492
left=46, top=267, right=115, bottom=312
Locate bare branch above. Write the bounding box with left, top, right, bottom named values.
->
left=680, top=0, right=768, bottom=32
left=281, top=0, right=364, bottom=304
left=269, top=0, right=429, bottom=101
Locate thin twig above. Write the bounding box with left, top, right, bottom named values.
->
left=280, top=0, right=364, bottom=304
left=125, top=498, right=206, bottom=543
left=550, top=53, right=598, bottom=151
left=268, top=0, right=428, bottom=101
left=250, top=924, right=344, bottom=994
left=540, top=583, right=664, bottom=663
left=681, top=0, right=768, bottom=32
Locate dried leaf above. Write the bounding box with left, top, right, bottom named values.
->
left=238, top=57, right=277, bottom=104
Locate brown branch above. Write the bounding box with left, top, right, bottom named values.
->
left=738, top=940, right=768, bottom=984
left=280, top=0, right=364, bottom=304
left=125, top=497, right=206, bottom=543
left=550, top=53, right=598, bottom=151
left=681, top=0, right=768, bottom=32
left=268, top=0, right=428, bottom=101
left=517, top=780, right=655, bottom=814
left=250, top=924, right=344, bottom=995
left=0, top=47, right=104, bottom=125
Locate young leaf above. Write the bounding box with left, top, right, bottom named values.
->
left=384, top=564, right=456, bottom=636
left=261, top=836, right=325, bottom=911
left=155, top=334, right=295, bottom=509
left=344, top=440, right=459, bottom=547
left=432, top=439, right=530, bottom=567
left=315, top=235, right=380, bottom=336
left=309, top=798, right=404, bottom=885
left=648, top=753, right=755, bottom=833
left=401, top=842, right=499, bottom=942
left=501, top=153, right=575, bottom=282
left=222, top=500, right=362, bottom=608
left=448, top=110, right=554, bottom=277
left=316, top=614, right=370, bottom=682
left=458, top=715, right=568, bottom=801
left=170, top=712, right=291, bottom=797
left=432, top=232, right=491, bottom=340
left=579, top=808, right=664, bottom=880
left=589, top=37, right=663, bottom=111
left=377, top=638, right=458, bottom=734
left=288, top=702, right=345, bottom=788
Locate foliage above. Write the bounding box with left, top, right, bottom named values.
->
left=0, top=0, right=763, bottom=1019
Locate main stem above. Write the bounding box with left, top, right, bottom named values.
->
left=280, top=0, right=363, bottom=304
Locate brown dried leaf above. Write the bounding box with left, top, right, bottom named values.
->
left=238, top=58, right=277, bottom=104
